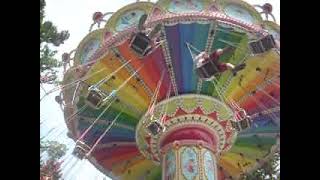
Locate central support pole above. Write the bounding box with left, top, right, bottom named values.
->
left=136, top=95, right=238, bottom=180
left=161, top=140, right=219, bottom=180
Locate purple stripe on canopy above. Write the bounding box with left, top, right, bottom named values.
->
left=165, top=25, right=183, bottom=93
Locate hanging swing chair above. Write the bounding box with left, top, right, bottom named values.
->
left=145, top=98, right=167, bottom=136
left=146, top=101, right=168, bottom=136
left=55, top=95, right=63, bottom=105
left=146, top=115, right=165, bottom=136
left=229, top=100, right=252, bottom=132
left=186, top=42, right=222, bottom=81
left=86, top=65, right=144, bottom=109
left=195, top=53, right=221, bottom=80
left=86, top=86, right=106, bottom=108
left=72, top=141, right=91, bottom=160
left=130, top=32, right=152, bottom=57
left=230, top=109, right=252, bottom=132
left=86, top=86, right=117, bottom=109
left=249, top=34, right=276, bottom=54
left=129, top=14, right=162, bottom=57
left=187, top=42, right=245, bottom=81
left=145, top=80, right=170, bottom=136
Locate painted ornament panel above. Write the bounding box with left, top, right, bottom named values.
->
left=168, top=0, right=204, bottom=13
left=115, top=10, right=145, bottom=31
left=181, top=147, right=198, bottom=180
left=80, top=39, right=100, bottom=64
left=224, top=4, right=255, bottom=24
left=165, top=149, right=176, bottom=180
left=204, top=151, right=216, bottom=180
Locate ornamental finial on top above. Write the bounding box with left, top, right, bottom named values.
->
left=89, top=12, right=114, bottom=32
left=254, top=3, right=276, bottom=22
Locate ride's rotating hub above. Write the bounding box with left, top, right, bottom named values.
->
left=136, top=95, right=238, bottom=178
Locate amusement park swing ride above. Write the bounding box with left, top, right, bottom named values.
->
left=41, top=0, right=280, bottom=179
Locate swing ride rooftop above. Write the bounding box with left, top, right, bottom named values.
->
left=61, top=0, right=280, bottom=179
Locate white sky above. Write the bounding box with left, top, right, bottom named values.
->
left=41, top=0, right=279, bottom=179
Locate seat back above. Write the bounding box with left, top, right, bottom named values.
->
left=231, top=116, right=252, bottom=132
left=130, top=32, right=151, bottom=57
left=261, top=34, right=276, bottom=51
left=72, top=141, right=91, bottom=159
left=249, top=40, right=264, bottom=54
left=147, top=121, right=164, bottom=136
left=249, top=34, right=276, bottom=54
left=86, top=87, right=106, bottom=109
left=196, top=60, right=220, bottom=79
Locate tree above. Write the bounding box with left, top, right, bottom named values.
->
left=40, top=159, right=64, bottom=180
left=40, top=0, right=70, bottom=84
left=41, top=140, right=68, bottom=161
left=243, top=152, right=280, bottom=180
left=40, top=140, right=68, bottom=180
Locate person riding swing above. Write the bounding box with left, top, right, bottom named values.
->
left=195, top=46, right=246, bottom=81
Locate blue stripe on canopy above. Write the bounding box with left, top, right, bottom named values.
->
left=165, top=23, right=210, bottom=93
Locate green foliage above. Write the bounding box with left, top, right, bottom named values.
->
left=40, top=21, right=70, bottom=47
left=40, top=0, right=69, bottom=83
left=40, top=140, right=67, bottom=179
left=41, top=140, right=67, bottom=161
left=40, top=0, right=45, bottom=25
left=40, top=44, right=59, bottom=71
left=242, top=152, right=280, bottom=180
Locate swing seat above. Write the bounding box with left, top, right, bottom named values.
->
left=234, top=109, right=247, bottom=121
left=86, top=87, right=108, bottom=109
left=72, top=141, right=91, bottom=160
left=130, top=32, right=152, bottom=57
left=231, top=116, right=252, bottom=132
left=55, top=96, right=63, bottom=104
left=239, top=116, right=252, bottom=130
left=249, top=34, right=276, bottom=54
left=261, top=34, right=276, bottom=51
left=147, top=121, right=164, bottom=136
left=231, top=120, right=241, bottom=132
left=249, top=41, right=264, bottom=54
left=196, top=59, right=220, bottom=80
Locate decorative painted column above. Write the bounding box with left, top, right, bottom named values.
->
left=161, top=140, right=219, bottom=180
left=136, top=95, right=238, bottom=180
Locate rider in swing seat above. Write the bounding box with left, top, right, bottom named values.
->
left=195, top=46, right=246, bottom=80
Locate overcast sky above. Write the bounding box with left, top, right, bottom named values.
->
left=41, top=0, right=279, bottom=179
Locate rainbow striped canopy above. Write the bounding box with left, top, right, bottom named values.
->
left=62, top=0, right=279, bottom=179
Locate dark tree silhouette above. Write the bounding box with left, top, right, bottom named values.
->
left=40, top=0, right=69, bottom=84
